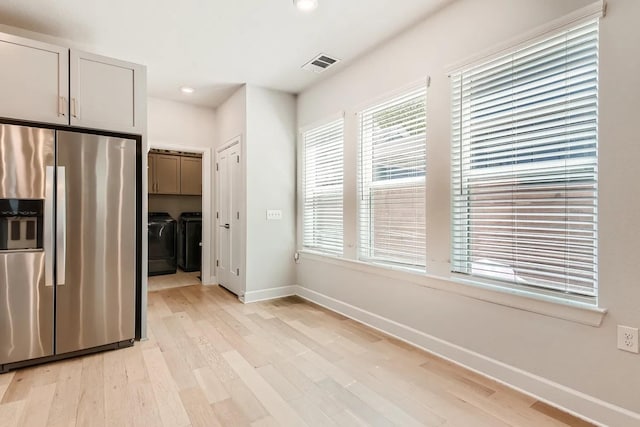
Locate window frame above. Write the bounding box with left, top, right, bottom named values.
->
left=357, top=83, right=428, bottom=270
left=301, top=116, right=345, bottom=256
left=450, top=19, right=600, bottom=303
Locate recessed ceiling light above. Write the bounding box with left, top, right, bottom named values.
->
left=294, top=0, right=318, bottom=12
left=180, top=86, right=195, bottom=94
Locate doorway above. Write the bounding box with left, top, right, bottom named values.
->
left=146, top=144, right=212, bottom=292
left=216, top=139, right=243, bottom=296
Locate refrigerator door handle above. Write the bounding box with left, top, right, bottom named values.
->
left=44, top=166, right=55, bottom=287
left=56, top=166, right=67, bottom=286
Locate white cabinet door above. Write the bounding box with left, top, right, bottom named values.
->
left=70, top=50, right=145, bottom=134
left=0, top=33, right=68, bottom=125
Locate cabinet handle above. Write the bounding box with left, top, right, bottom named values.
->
left=58, top=96, right=67, bottom=117
left=71, top=98, right=78, bottom=118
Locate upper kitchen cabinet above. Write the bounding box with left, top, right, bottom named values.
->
left=69, top=50, right=145, bottom=134
left=0, top=31, right=146, bottom=134
left=148, top=151, right=202, bottom=195
left=180, top=156, right=202, bottom=195
left=149, top=153, right=181, bottom=195
left=0, top=33, right=69, bottom=125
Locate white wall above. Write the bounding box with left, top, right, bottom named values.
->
left=296, top=0, right=640, bottom=424
left=148, top=97, right=216, bottom=148
left=214, top=85, right=297, bottom=297
left=245, top=86, right=297, bottom=293
left=216, top=86, right=247, bottom=149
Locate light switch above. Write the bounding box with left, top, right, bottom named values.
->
left=266, top=209, right=282, bottom=220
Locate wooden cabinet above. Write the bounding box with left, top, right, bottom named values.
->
left=70, top=50, right=145, bottom=134
left=180, top=157, right=202, bottom=195
left=147, top=154, right=156, bottom=193
left=0, top=33, right=69, bottom=125
left=148, top=154, right=180, bottom=195
left=148, top=153, right=202, bottom=196
left=0, top=31, right=145, bottom=134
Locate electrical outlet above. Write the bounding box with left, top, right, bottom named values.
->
left=266, top=209, right=282, bottom=220
left=617, top=325, right=639, bottom=353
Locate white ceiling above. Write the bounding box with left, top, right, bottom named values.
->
left=0, top=0, right=452, bottom=108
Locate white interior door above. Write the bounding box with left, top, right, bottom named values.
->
left=216, top=142, right=242, bottom=296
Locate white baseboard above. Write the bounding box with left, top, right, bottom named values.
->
left=242, top=285, right=297, bottom=303
left=294, top=285, right=640, bottom=427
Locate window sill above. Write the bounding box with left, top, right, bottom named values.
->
left=297, top=250, right=607, bottom=327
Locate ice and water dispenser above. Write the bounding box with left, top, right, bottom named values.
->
left=0, top=199, right=43, bottom=251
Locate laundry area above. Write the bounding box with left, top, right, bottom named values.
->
left=147, top=148, right=203, bottom=291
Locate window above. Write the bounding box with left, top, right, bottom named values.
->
left=451, top=20, right=599, bottom=300
left=302, top=118, right=344, bottom=255
left=358, top=85, right=427, bottom=268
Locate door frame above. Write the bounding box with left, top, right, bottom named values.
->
left=147, top=142, right=213, bottom=285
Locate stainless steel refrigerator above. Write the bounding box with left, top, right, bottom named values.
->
left=0, top=124, right=137, bottom=371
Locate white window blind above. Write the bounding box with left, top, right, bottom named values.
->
left=451, top=20, right=599, bottom=299
left=303, top=118, right=344, bottom=255
left=359, top=85, right=427, bottom=268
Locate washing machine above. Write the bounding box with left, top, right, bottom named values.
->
left=177, top=212, right=202, bottom=272
left=148, top=212, right=177, bottom=276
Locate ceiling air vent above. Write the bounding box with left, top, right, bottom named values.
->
left=302, top=53, right=340, bottom=73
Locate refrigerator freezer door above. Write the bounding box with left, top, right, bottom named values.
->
left=0, top=124, right=55, bottom=365
left=0, top=125, right=54, bottom=199
left=55, top=131, right=136, bottom=354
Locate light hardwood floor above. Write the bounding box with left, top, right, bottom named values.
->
left=0, top=284, right=594, bottom=427
left=148, top=269, right=201, bottom=292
